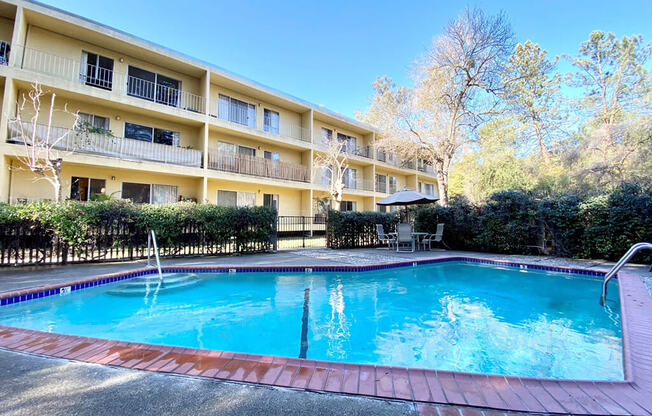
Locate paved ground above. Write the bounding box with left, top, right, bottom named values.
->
left=0, top=349, right=416, bottom=416
left=1, top=248, right=650, bottom=416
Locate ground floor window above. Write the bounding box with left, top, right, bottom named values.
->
left=217, top=190, right=256, bottom=207
left=70, top=177, right=106, bottom=201
left=121, top=182, right=177, bottom=204
left=340, top=200, right=356, bottom=212
left=263, top=193, right=279, bottom=211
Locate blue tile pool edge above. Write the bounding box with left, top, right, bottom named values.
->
left=0, top=256, right=609, bottom=307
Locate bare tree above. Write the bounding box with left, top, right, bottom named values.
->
left=9, top=83, right=79, bottom=203
left=313, top=137, right=349, bottom=210
left=362, top=7, right=513, bottom=205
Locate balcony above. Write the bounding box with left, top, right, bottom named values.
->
left=376, top=181, right=387, bottom=194
left=207, top=152, right=309, bottom=183
left=0, top=40, right=9, bottom=65
left=375, top=149, right=415, bottom=170
left=210, top=101, right=310, bottom=143
left=418, top=163, right=436, bottom=175
left=7, top=121, right=202, bottom=167
left=15, top=46, right=205, bottom=115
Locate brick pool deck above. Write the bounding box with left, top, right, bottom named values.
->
left=1, top=250, right=651, bottom=415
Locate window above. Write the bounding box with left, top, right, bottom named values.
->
left=340, top=201, right=357, bottom=212
left=321, top=128, right=332, bottom=145
left=418, top=182, right=422, bottom=193
left=217, top=190, right=237, bottom=207
left=263, top=109, right=280, bottom=134
left=121, top=183, right=151, bottom=204
left=124, top=122, right=179, bottom=146
left=423, top=183, right=435, bottom=196
left=127, top=66, right=180, bottom=107
left=151, top=184, right=178, bottom=204
left=217, top=190, right=255, bottom=207
left=218, top=94, right=256, bottom=128
left=264, top=151, right=280, bottom=161
left=337, top=133, right=357, bottom=153
left=121, top=182, right=179, bottom=204
left=80, top=51, right=113, bottom=90
left=218, top=141, right=236, bottom=154
left=263, top=194, right=279, bottom=211
left=375, top=174, right=387, bottom=193
left=378, top=205, right=386, bottom=213
left=343, top=168, right=357, bottom=189
left=321, top=167, right=331, bottom=186
left=238, top=145, right=256, bottom=157
left=77, top=113, right=110, bottom=131
left=389, top=176, right=397, bottom=193
left=70, top=177, right=106, bottom=201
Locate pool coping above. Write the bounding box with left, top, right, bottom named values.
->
left=1, top=256, right=651, bottom=415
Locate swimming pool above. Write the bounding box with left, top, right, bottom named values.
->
left=0, top=260, right=623, bottom=380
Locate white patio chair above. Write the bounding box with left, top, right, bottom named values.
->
left=396, top=223, right=416, bottom=252
left=421, top=223, right=449, bottom=250
left=376, top=224, right=396, bottom=250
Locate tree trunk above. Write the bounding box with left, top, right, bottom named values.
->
left=51, top=158, right=63, bottom=203
left=533, top=122, right=549, bottom=161
left=435, top=161, right=449, bottom=207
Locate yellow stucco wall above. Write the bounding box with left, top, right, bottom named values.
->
left=206, top=179, right=308, bottom=216
left=208, top=85, right=302, bottom=134
left=8, top=160, right=202, bottom=202
left=24, top=26, right=203, bottom=96
left=0, top=16, right=13, bottom=42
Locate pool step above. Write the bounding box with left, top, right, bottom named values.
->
left=107, top=273, right=201, bottom=297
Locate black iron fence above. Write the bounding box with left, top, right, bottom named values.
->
left=1, top=218, right=274, bottom=267
left=276, top=215, right=327, bottom=249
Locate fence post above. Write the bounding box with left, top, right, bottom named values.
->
left=302, top=216, right=306, bottom=248
left=272, top=215, right=278, bottom=252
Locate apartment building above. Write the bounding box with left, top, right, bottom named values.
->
left=0, top=0, right=439, bottom=216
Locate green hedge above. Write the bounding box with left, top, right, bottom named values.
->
left=0, top=201, right=277, bottom=264
left=327, top=210, right=399, bottom=249
left=414, top=183, right=652, bottom=261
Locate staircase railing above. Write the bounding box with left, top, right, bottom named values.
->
left=600, top=242, right=652, bottom=305
left=147, top=230, right=163, bottom=280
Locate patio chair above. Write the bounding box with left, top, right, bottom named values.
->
left=376, top=224, right=396, bottom=250
left=421, top=223, right=449, bottom=250
left=396, top=223, right=416, bottom=252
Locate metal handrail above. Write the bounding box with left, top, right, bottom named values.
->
left=147, top=230, right=163, bottom=280
left=601, top=242, right=652, bottom=305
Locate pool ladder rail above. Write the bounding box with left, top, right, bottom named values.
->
left=146, top=229, right=163, bottom=280
left=600, top=242, right=652, bottom=305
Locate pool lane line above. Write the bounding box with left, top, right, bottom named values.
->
left=299, top=287, right=310, bottom=359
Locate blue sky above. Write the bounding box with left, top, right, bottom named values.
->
left=43, top=0, right=651, bottom=119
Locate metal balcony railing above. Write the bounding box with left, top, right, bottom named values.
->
left=0, top=40, right=10, bottom=65
left=16, top=46, right=206, bottom=115
left=376, top=181, right=387, bottom=193
left=207, top=152, right=309, bottom=183
left=7, top=121, right=202, bottom=167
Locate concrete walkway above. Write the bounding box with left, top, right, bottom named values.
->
left=1, top=248, right=650, bottom=416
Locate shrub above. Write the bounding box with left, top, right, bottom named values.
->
left=327, top=210, right=398, bottom=249
left=0, top=201, right=277, bottom=265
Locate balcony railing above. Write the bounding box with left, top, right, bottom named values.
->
left=16, top=46, right=205, bottom=115
left=418, top=163, right=436, bottom=175
left=207, top=152, right=309, bottom=182
left=376, top=181, right=387, bottom=193
left=375, top=149, right=416, bottom=170
left=7, top=121, right=202, bottom=167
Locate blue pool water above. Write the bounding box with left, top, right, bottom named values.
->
left=0, top=262, right=623, bottom=380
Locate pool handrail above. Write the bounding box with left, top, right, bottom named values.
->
left=146, top=229, right=163, bottom=280
left=601, top=242, right=652, bottom=305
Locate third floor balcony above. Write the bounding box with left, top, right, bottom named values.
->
left=14, top=46, right=206, bottom=115
left=207, top=151, right=309, bottom=183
